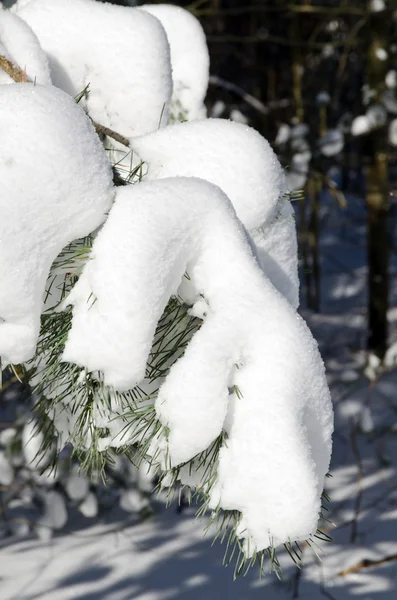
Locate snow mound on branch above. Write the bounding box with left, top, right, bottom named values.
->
left=140, top=4, right=209, bottom=120
left=15, top=0, right=172, bottom=136
left=62, top=177, right=333, bottom=552
left=0, top=83, right=114, bottom=365
left=0, top=9, right=50, bottom=84
left=132, top=119, right=299, bottom=308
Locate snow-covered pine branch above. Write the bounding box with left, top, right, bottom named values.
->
left=61, top=176, right=332, bottom=556
left=0, top=84, right=114, bottom=365
left=0, top=0, right=333, bottom=576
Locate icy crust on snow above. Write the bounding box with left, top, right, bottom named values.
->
left=62, top=177, right=333, bottom=550
left=133, top=119, right=299, bottom=308
left=0, top=10, right=50, bottom=84
left=15, top=0, right=172, bottom=136
left=0, top=84, right=114, bottom=365
left=140, top=4, right=209, bottom=120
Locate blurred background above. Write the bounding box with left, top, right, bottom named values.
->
left=2, top=1, right=397, bottom=598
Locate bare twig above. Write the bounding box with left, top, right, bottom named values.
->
left=339, top=553, right=397, bottom=576
left=209, top=75, right=291, bottom=115
left=92, top=122, right=130, bottom=148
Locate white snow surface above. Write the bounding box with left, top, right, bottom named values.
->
left=15, top=0, right=172, bottom=137
left=0, top=451, right=14, bottom=485
left=65, top=465, right=90, bottom=502
left=62, top=177, right=333, bottom=552
left=0, top=84, right=114, bottom=365
left=389, top=118, right=397, bottom=145
left=140, top=4, right=209, bottom=121
left=0, top=9, right=50, bottom=84
left=286, top=152, right=309, bottom=192
left=132, top=119, right=299, bottom=308
left=22, top=419, right=52, bottom=470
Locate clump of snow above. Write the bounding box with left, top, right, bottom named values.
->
left=318, top=129, right=344, bottom=157
left=389, top=119, right=397, bottom=145
left=230, top=108, right=248, bottom=124
left=0, top=451, right=14, bottom=486
left=0, top=84, right=114, bottom=365
left=64, top=178, right=332, bottom=549
left=15, top=0, right=172, bottom=137
left=211, top=100, right=225, bottom=118
left=79, top=492, right=98, bottom=518
left=65, top=465, right=90, bottom=501
left=351, top=115, right=371, bottom=136
left=38, top=490, right=67, bottom=530
left=316, top=91, right=331, bottom=105
left=140, top=4, right=209, bottom=121
left=286, top=152, right=310, bottom=192
left=370, top=0, right=385, bottom=11
left=290, top=122, right=309, bottom=139
left=375, top=47, right=388, bottom=61
left=383, top=90, right=397, bottom=114
left=62, top=177, right=333, bottom=552
left=132, top=119, right=299, bottom=307
left=274, top=123, right=290, bottom=146
left=133, top=120, right=284, bottom=231
left=367, top=104, right=387, bottom=127
left=0, top=9, right=50, bottom=84
left=386, top=69, right=397, bottom=88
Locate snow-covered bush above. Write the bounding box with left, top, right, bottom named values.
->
left=0, top=0, right=333, bottom=576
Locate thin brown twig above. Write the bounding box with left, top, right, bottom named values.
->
left=0, top=55, right=130, bottom=148
left=339, top=553, right=397, bottom=576
left=92, top=122, right=130, bottom=148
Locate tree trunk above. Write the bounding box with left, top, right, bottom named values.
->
left=366, top=4, right=390, bottom=359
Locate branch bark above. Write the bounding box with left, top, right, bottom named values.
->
left=0, top=55, right=130, bottom=148
left=0, top=55, right=29, bottom=83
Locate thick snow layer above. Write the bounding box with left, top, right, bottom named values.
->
left=132, top=119, right=299, bottom=307
left=15, top=0, right=172, bottom=136
left=0, top=84, right=114, bottom=365
left=0, top=9, right=50, bottom=84
left=140, top=4, right=209, bottom=121
left=62, top=177, right=333, bottom=551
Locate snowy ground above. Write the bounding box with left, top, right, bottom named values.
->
left=1, top=191, right=397, bottom=599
